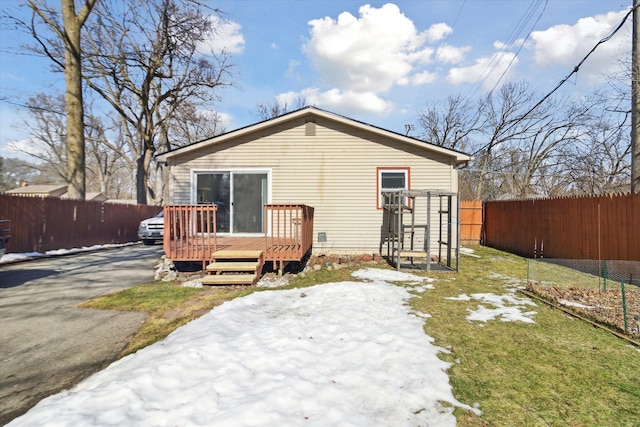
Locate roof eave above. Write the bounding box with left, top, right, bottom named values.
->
left=156, top=106, right=472, bottom=163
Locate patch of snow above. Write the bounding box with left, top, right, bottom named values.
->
left=0, top=242, right=139, bottom=264
left=559, top=299, right=594, bottom=309
left=8, top=270, right=480, bottom=426
left=460, top=247, right=480, bottom=258
left=351, top=267, right=429, bottom=284
left=446, top=294, right=472, bottom=301
left=627, top=345, right=640, bottom=353
left=0, top=252, right=43, bottom=263
left=181, top=279, right=203, bottom=288
left=466, top=304, right=537, bottom=324
left=352, top=268, right=436, bottom=294
left=448, top=291, right=537, bottom=324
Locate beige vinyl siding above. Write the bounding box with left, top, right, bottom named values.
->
left=169, top=117, right=459, bottom=255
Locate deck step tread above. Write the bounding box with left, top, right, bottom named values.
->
left=206, top=261, right=260, bottom=272
left=399, top=250, right=429, bottom=258
left=201, top=274, right=257, bottom=285
left=211, top=250, right=263, bottom=259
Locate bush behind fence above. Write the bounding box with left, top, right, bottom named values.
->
left=0, top=194, right=161, bottom=254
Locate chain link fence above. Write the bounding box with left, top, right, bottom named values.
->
left=526, top=259, right=640, bottom=338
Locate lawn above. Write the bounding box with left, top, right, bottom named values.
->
left=82, top=245, right=640, bottom=426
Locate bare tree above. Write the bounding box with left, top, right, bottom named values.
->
left=417, top=82, right=621, bottom=200
left=84, top=112, right=132, bottom=196
left=27, top=0, right=97, bottom=200
left=416, top=95, right=479, bottom=151
left=18, top=94, right=68, bottom=181
left=15, top=93, right=127, bottom=197
left=81, top=0, right=233, bottom=204
left=167, top=102, right=227, bottom=145
left=0, top=156, right=62, bottom=190
left=255, top=96, right=307, bottom=121
left=566, top=109, right=631, bottom=195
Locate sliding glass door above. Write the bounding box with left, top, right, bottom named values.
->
left=195, top=171, right=268, bottom=234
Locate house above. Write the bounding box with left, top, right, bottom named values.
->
left=62, top=192, right=108, bottom=202
left=157, top=106, right=471, bottom=275
left=5, top=184, right=108, bottom=202
left=5, top=184, right=67, bottom=198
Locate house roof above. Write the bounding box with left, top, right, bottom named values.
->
left=5, top=184, right=67, bottom=197
left=5, top=185, right=109, bottom=201
left=61, top=191, right=108, bottom=201
left=156, top=106, right=472, bottom=165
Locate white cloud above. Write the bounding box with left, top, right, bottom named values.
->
left=278, top=88, right=393, bottom=115
left=436, top=44, right=471, bottom=64
left=8, top=137, right=48, bottom=158
left=216, top=111, right=234, bottom=130
left=197, top=15, right=245, bottom=55
left=529, top=9, right=629, bottom=82
left=285, top=60, right=301, bottom=81
left=425, top=22, right=453, bottom=42
left=447, top=52, right=518, bottom=90
left=296, top=4, right=473, bottom=117
left=411, top=71, right=437, bottom=85
left=303, top=3, right=436, bottom=92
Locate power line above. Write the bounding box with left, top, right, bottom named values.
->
left=472, top=6, right=636, bottom=157
left=485, top=0, right=548, bottom=96
left=463, top=0, right=547, bottom=101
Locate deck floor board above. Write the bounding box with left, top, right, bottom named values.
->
left=165, top=236, right=304, bottom=263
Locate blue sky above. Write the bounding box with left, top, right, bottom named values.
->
left=0, top=0, right=632, bottom=159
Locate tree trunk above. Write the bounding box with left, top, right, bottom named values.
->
left=135, top=146, right=155, bottom=205
left=61, top=0, right=85, bottom=199
left=135, top=155, right=148, bottom=205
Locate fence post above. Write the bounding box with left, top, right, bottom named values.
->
left=602, top=260, right=607, bottom=292
left=527, top=259, right=530, bottom=284
left=621, top=281, right=628, bottom=334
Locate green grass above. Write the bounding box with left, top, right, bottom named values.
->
left=80, top=282, right=202, bottom=312
left=410, top=246, right=640, bottom=426
left=80, top=283, right=252, bottom=355
left=82, top=247, right=640, bottom=426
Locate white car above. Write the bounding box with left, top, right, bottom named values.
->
left=138, top=211, right=164, bottom=245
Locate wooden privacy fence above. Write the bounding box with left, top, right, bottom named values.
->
left=483, top=193, right=640, bottom=261
left=460, top=200, right=483, bottom=243
left=0, top=194, right=161, bottom=254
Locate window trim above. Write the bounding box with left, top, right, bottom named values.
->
left=376, top=167, right=410, bottom=209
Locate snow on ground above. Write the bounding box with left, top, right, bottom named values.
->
left=8, top=268, right=480, bottom=427
left=559, top=299, right=594, bottom=309
left=446, top=274, right=537, bottom=323
left=459, top=247, right=480, bottom=258
left=0, top=243, right=138, bottom=264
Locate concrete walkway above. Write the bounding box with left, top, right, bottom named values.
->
left=0, top=244, right=164, bottom=425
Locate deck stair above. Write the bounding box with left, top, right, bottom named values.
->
left=202, top=250, right=264, bottom=286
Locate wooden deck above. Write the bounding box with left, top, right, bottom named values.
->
left=163, top=204, right=314, bottom=270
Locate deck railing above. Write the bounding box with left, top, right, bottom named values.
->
left=264, top=204, right=315, bottom=267
left=163, top=204, right=314, bottom=266
left=163, top=205, right=218, bottom=261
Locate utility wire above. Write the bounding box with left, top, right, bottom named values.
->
left=486, top=0, right=548, bottom=96
left=472, top=5, right=636, bottom=156
left=464, top=0, right=546, bottom=101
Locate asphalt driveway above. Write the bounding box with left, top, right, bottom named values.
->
left=0, top=244, right=164, bottom=425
